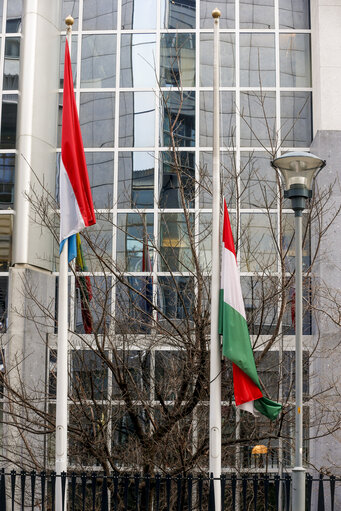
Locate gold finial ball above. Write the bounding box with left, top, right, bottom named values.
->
left=212, top=8, right=221, bottom=18
left=65, top=15, right=74, bottom=26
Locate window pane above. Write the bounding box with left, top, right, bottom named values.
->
left=115, top=277, right=153, bottom=334
left=119, top=92, right=155, bottom=148
left=78, top=218, right=113, bottom=272
left=200, top=33, right=235, bottom=87
left=158, top=276, right=194, bottom=322
left=116, top=213, right=154, bottom=272
left=121, top=0, right=156, bottom=29
left=72, top=350, right=108, bottom=400
left=85, top=152, right=114, bottom=209
left=200, top=0, right=235, bottom=29
left=0, top=276, right=8, bottom=331
left=240, top=34, right=275, bottom=87
left=240, top=214, right=277, bottom=273
left=279, top=0, right=310, bottom=29
left=200, top=92, right=235, bottom=147
left=160, top=33, right=195, bottom=88
left=0, top=215, right=12, bottom=270
left=159, top=151, right=195, bottom=208
left=240, top=0, right=274, bottom=29
left=112, top=350, right=150, bottom=400
left=118, top=152, right=154, bottom=209
left=241, top=276, right=278, bottom=335
left=0, top=154, right=15, bottom=208
left=282, top=213, right=310, bottom=273
left=240, top=411, right=279, bottom=469
left=161, top=0, right=195, bottom=29
left=69, top=404, right=107, bottom=466
left=82, top=0, right=117, bottom=30
left=121, top=34, right=156, bottom=88
left=6, top=0, right=21, bottom=32
left=280, top=34, right=311, bottom=87
left=3, top=38, right=20, bottom=90
left=282, top=277, right=312, bottom=335
left=75, top=276, right=112, bottom=334
left=79, top=92, right=115, bottom=148
left=155, top=350, right=186, bottom=400
left=256, top=351, right=280, bottom=400
left=59, top=36, right=78, bottom=87
left=199, top=151, right=237, bottom=208
left=240, top=92, right=276, bottom=147
left=81, top=35, right=116, bottom=88
left=282, top=407, right=309, bottom=467
left=283, top=351, right=310, bottom=401
left=161, top=91, right=195, bottom=148
left=49, top=350, right=57, bottom=398
left=281, top=92, right=312, bottom=147
left=160, top=213, right=194, bottom=272
left=240, top=152, right=277, bottom=208
left=61, top=0, right=79, bottom=30
left=1, top=95, right=18, bottom=149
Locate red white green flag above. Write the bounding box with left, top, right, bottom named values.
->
left=218, top=199, right=282, bottom=420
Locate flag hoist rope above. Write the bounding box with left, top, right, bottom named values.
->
left=55, top=15, right=73, bottom=511
left=209, top=8, right=222, bottom=511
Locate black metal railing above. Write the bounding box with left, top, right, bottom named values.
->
left=0, top=470, right=339, bottom=510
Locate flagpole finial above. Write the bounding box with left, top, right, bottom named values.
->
left=65, top=15, right=74, bottom=26
left=212, top=8, right=221, bottom=18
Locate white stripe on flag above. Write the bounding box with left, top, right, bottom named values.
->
left=221, top=244, right=246, bottom=320
left=60, top=159, right=85, bottom=242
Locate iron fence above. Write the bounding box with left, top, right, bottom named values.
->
left=0, top=470, right=339, bottom=510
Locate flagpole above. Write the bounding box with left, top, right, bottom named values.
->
left=55, top=16, right=73, bottom=511
left=210, top=8, right=222, bottom=510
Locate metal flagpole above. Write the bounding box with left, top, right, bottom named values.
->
left=210, top=8, right=222, bottom=510
left=55, top=15, right=73, bottom=511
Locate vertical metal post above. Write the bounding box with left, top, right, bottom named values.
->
left=210, top=8, right=222, bottom=511
left=292, top=211, right=305, bottom=510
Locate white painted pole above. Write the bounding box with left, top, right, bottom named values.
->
left=55, top=16, right=73, bottom=511
left=210, top=8, right=222, bottom=510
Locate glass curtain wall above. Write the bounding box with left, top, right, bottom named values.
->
left=55, top=0, right=312, bottom=471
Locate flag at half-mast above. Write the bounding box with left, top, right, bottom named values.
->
left=60, top=38, right=96, bottom=262
left=219, top=199, right=282, bottom=420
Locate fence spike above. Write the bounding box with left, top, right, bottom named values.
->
left=263, top=474, right=269, bottom=511
left=123, top=473, right=129, bottom=510
left=317, top=473, right=325, bottom=511
left=231, top=473, right=237, bottom=511
left=144, top=473, right=150, bottom=510
left=50, top=472, right=56, bottom=511
left=41, top=471, right=46, bottom=511
left=176, top=474, right=182, bottom=511
left=166, top=474, right=171, bottom=511
left=253, top=474, right=258, bottom=511
left=208, top=473, right=215, bottom=511
left=242, top=474, right=247, bottom=511
left=71, top=473, right=76, bottom=511
left=61, top=472, right=67, bottom=511
left=92, top=472, right=97, bottom=511
left=330, top=475, right=335, bottom=511
left=101, top=476, right=108, bottom=511
left=0, top=468, right=6, bottom=511
left=112, top=472, right=118, bottom=511
left=31, top=471, right=36, bottom=511
left=11, top=470, right=16, bottom=511
left=81, top=472, right=87, bottom=511
left=197, top=474, right=203, bottom=511
left=274, top=474, right=280, bottom=511
left=20, top=471, right=26, bottom=511
left=134, top=473, right=140, bottom=511
left=285, top=474, right=291, bottom=511
left=220, top=474, right=226, bottom=511
left=306, top=473, right=313, bottom=511
left=188, top=474, right=193, bottom=511
left=155, top=473, right=161, bottom=511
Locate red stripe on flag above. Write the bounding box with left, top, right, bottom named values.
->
left=233, top=363, right=263, bottom=406
left=223, top=199, right=236, bottom=258
left=62, top=39, right=96, bottom=227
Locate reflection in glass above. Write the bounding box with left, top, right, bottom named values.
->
left=282, top=214, right=310, bottom=272
left=159, top=151, right=195, bottom=208
left=280, top=34, right=311, bottom=87
left=85, top=152, right=114, bottom=209
left=71, top=350, right=108, bottom=399
left=281, top=92, right=312, bottom=147
left=283, top=351, right=310, bottom=399
left=240, top=34, right=275, bottom=87
left=240, top=0, right=274, bottom=29
left=116, top=277, right=153, bottom=333
left=199, top=152, right=236, bottom=208
left=59, top=36, right=77, bottom=87
left=61, top=0, right=79, bottom=30
left=0, top=277, right=7, bottom=331
left=158, top=276, right=194, bottom=321
left=241, top=276, right=278, bottom=334
left=279, top=0, right=310, bottom=29
left=240, top=152, right=277, bottom=208
left=200, top=92, right=235, bottom=147
left=118, top=152, right=154, bottom=209
left=0, top=154, right=14, bottom=208
left=201, top=0, right=235, bottom=29
left=161, top=92, right=195, bottom=148
left=121, top=0, right=156, bottom=29
left=161, top=0, right=195, bottom=29
left=240, top=92, right=276, bottom=147
left=1, top=95, right=18, bottom=149
left=121, top=34, right=156, bottom=88
left=240, top=213, right=277, bottom=272
left=160, top=213, right=194, bottom=272
left=6, top=0, right=21, bottom=32
left=79, top=92, right=115, bottom=148
left=3, top=38, right=20, bottom=90
left=0, top=216, right=11, bottom=271
left=112, top=350, right=150, bottom=399
left=81, top=35, right=116, bottom=88
left=83, top=0, right=117, bottom=30
left=78, top=219, right=113, bottom=272
left=200, top=33, right=235, bottom=87
left=75, top=276, right=112, bottom=334
left=119, top=92, right=155, bottom=148
left=155, top=351, right=186, bottom=400
left=160, top=33, right=195, bottom=87
left=116, top=213, right=153, bottom=272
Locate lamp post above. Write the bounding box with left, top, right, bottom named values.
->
left=271, top=151, right=326, bottom=510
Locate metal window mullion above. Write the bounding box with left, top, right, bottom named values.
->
left=235, top=0, right=241, bottom=269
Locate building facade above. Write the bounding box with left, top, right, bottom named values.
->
left=0, top=0, right=340, bottom=493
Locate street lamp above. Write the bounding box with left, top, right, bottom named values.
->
left=271, top=151, right=326, bottom=511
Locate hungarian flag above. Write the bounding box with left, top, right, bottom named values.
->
left=219, top=199, right=282, bottom=420
left=60, top=38, right=96, bottom=262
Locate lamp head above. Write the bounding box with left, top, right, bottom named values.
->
left=271, top=151, right=326, bottom=192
